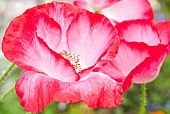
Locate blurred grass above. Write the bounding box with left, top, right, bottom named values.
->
left=159, top=0, right=170, bottom=19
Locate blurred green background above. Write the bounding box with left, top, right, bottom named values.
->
left=0, top=0, right=170, bottom=114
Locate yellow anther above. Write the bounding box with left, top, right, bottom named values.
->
left=59, top=50, right=81, bottom=73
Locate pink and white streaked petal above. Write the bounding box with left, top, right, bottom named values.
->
left=36, top=14, right=61, bottom=50
left=2, top=13, right=58, bottom=71
left=92, top=35, right=120, bottom=72
left=2, top=13, right=79, bottom=82
left=100, top=35, right=120, bottom=62
left=73, top=0, right=88, bottom=9
left=156, top=21, right=170, bottom=53
left=116, top=20, right=160, bottom=46
left=2, top=12, right=62, bottom=57
left=29, top=2, right=85, bottom=52
left=88, top=0, right=120, bottom=9
left=24, top=37, right=79, bottom=82
left=95, top=40, right=151, bottom=82
left=67, top=11, right=118, bottom=70
left=131, top=45, right=167, bottom=83
left=155, top=21, right=170, bottom=45
left=102, top=0, right=153, bottom=23
left=46, top=2, right=85, bottom=52
left=16, top=71, right=123, bottom=112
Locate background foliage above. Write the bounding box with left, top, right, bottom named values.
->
left=0, top=0, right=170, bottom=114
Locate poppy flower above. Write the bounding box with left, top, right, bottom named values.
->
left=2, top=2, right=132, bottom=113
left=70, top=0, right=154, bottom=25
left=95, top=19, right=170, bottom=85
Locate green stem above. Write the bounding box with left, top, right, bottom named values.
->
left=139, top=83, right=147, bottom=114
left=0, top=85, right=15, bottom=102
left=0, top=63, right=15, bottom=83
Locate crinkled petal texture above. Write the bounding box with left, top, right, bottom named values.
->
left=102, top=0, right=153, bottom=23
left=156, top=20, right=170, bottom=53
left=87, top=0, right=120, bottom=9
left=67, top=11, right=118, bottom=70
left=71, top=0, right=153, bottom=25
left=131, top=45, right=167, bottom=83
left=25, top=1, right=85, bottom=52
left=97, top=20, right=168, bottom=84
left=73, top=0, right=90, bottom=10
left=16, top=71, right=123, bottom=112
left=95, top=41, right=152, bottom=82
left=2, top=11, right=79, bottom=82
left=71, top=0, right=119, bottom=11
left=2, top=2, right=125, bottom=113
left=116, top=20, right=160, bottom=46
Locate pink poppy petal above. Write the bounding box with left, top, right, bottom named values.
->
left=46, top=2, right=85, bottom=52
left=116, top=20, right=160, bottom=46
left=121, top=71, right=133, bottom=92
left=73, top=0, right=88, bottom=9
left=36, top=14, right=61, bottom=50
left=27, top=2, right=85, bottom=52
left=156, top=21, right=170, bottom=53
left=102, top=0, right=153, bottom=23
left=72, top=0, right=119, bottom=11
left=16, top=71, right=123, bottom=112
left=2, top=13, right=78, bottom=82
left=92, top=35, right=120, bottom=72
left=99, top=35, right=120, bottom=64
left=156, top=21, right=170, bottom=45
left=45, top=2, right=85, bottom=52
left=94, top=40, right=151, bottom=82
left=67, top=11, right=118, bottom=70
left=131, top=44, right=168, bottom=83
left=92, top=36, right=120, bottom=80
left=2, top=12, right=62, bottom=54
left=89, top=0, right=120, bottom=9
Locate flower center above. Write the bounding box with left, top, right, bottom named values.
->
left=59, top=50, right=81, bottom=73
left=94, top=10, right=101, bottom=14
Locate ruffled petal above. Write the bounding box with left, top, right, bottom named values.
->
left=155, top=21, right=170, bottom=46
left=116, top=20, right=160, bottom=46
left=26, top=2, right=85, bottom=52
left=131, top=44, right=168, bottom=83
left=67, top=11, right=118, bottom=70
left=16, top=71, right=123, bottom=112
left=2, top=13, right=79, bottom=82
left=73, top=0, right=89, bottom=9
left=2, top=12, right=62, bottom=54
left=36, top=14, right=61, bottom=50
left=46, top=2, right=85, bottom=52
left=88, top=0, right=120, bottom=9
left=121, top=70, right=133, bottom=92
left=94, top=40, right=151, bottom=82
left=100, top=35, right=120, bottom=62
left=72, top=0, right=119, bottom=11
left=102, top=0, right=153, bottom=23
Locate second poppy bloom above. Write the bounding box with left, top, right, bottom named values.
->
left=70, top=0, right=154, bottom=25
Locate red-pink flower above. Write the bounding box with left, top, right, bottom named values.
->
left=71, top=0, right=154, bottom=25
left=95, top=19, right=170, bottom=85
left=2, top=2, right=132, bottom=113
